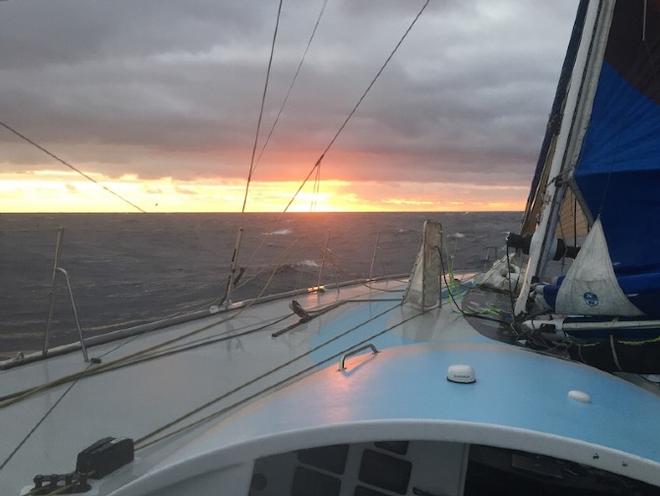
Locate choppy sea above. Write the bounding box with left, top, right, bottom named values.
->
left=0, top=212, right=520, bottom=357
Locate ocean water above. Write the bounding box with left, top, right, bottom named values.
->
left=0, top=212, right=520, bottom=356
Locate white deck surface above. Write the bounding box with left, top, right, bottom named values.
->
left=0, top=280, right=415, bottom=494
left=2, top=278, right=659, bottom=494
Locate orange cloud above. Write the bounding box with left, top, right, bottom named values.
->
left=0, top=170, right=526, bottom=213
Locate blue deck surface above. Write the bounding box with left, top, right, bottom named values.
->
left=200, top=340, right=660, bottom=465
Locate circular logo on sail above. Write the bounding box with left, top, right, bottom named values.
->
left=583, top=292, right=599, bottom=307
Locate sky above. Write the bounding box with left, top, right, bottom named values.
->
left=0, top=0, right=578, bottom=213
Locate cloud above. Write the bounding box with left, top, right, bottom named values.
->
left=0, top=0, right=577, bottom=191
left=174, top=185, right=198, bottom=195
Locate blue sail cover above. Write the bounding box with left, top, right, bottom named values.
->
left=572, top=0, right=660, bottom=317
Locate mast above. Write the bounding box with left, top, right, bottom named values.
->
left=514, top=0, right=616, bottom=315
left=520, top=0, right=590, bottom=236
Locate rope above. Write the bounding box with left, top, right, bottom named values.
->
left=0, top=238, right=299, bottom=409
left=323, top=248, right=406, bottom=293
left=136, top=303, right=418, bottom=450
left=45, top=298, right=398, bottom=390
left=0, top=376, right=79, bottom=471
left=436, top=245, right=510, bottom=326
left=282, top=0, right=431, bottom=212
left=253, top=0, right=330, bottom=175
left=241, top=0, right=284, bottom=213
left=609, top=333, right=623, bottom=371
left=0, top=120, right=146, bottom=213
left=505, top=245, right=516, bottom=314
left=0, top=247, right=404, bottom=408
left=0, top=326, right=152, bottom=470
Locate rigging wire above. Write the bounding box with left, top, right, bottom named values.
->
left=0, top=120, right=146, bottom=213
left=135, top=303, right=419, bottom=450
left=0, top=313, right=294, bottom=405
left=239, top=0, right=427, bottom=266
left=241, top=0, right=285, bottom=213
left=0, top=242, right=403, bottom=407
left=253, top=0, right=330, bottom=175
left=0, top=335, right=142, bottom=471
left=282, top=0, right=431, bottom=213
left=323, top=248, right=407, bottom=293
left=311, top=159, right=321, bottom=210
left=0, top=237, right=300, bottom=409
left=0, top=377, right=79, bottom=471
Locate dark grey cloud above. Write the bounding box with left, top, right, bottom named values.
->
left=0, top=0, right=577, bottom=186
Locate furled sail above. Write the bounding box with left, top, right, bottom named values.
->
left=516, top=0, right=660, bottom=318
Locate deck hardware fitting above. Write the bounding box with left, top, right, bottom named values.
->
left=368, top=231, right=381, bottom=280
left=223, top=227, right=244, bottom=308
left=316, top=231, right=331, bottom=291
left=447, top=364, right=476, bottom=384
left=339, top=343, right=379, bottom=371
left=568, top=390, right=591, bottom=403
left=42, top=228, right=89, bottom=363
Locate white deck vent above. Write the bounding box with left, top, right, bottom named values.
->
left=403, top=220, right=442, bottom=310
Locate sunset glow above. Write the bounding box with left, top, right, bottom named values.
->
left=0, top=0, right=574, bottom=214
left=0, top=170, right=527, bottom=213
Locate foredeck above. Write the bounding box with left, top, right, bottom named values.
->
left=0, top=278, right=419, bottom=494
left=2, top=277, right=659, bottom=494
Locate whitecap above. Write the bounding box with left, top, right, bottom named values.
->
left=297, top=259, right=320, bottom=268
left=263, top=228, right=292, bottom=236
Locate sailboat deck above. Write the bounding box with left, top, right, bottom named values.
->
left=1, top=278, right=660, bottom=494
left=0, top=278, right=431, bottom=493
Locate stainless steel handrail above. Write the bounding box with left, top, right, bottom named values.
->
left=43, top=228, right=64, bottom=356
left=339, top=343, right=379, bottom=371
left=316, top=231, right=331, bottom=291
left=55, top=268, right=89, bottom=363
left=368, top=231, right=381, bottom=280
left=42, top=228, right=89, bottom=363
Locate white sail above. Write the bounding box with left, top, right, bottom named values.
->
left=555, top=218, right=643, bottom=316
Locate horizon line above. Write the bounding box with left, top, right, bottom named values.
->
left=2, top=210, right=525, bottom=215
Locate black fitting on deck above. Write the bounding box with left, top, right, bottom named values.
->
left=289, top=300, right=312, bottom=323
left=28, top=472, right=90, bottom=495
left=28, top=437, right=133, bottom=495
left=506, top=232, right=532, bottom=254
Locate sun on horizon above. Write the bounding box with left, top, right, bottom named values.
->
left=0, top=169, right=527, bottom=213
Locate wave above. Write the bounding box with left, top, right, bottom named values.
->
left=263, top=228, right=292, bottom=236
left=296, top=259, right=320, bottom=268
left=449, top=232, right=466, bottom=239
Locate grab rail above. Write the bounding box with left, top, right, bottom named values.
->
left=339, top=343, right=379, bottom=371
left=42, top=228, right=89, bottom=363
